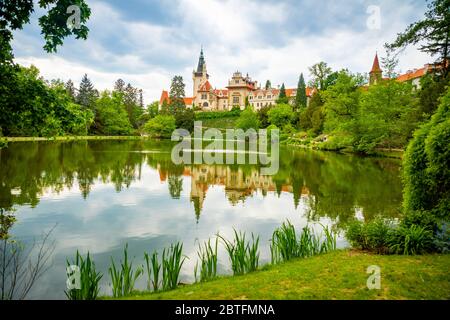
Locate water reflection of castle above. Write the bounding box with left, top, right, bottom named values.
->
left=157, top=164, right=311, bottom=219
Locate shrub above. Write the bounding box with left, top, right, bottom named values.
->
left=194, top=238, right=218, bottom=283
left=388, top=224, right=434, bottom=255
left=345, top=218, right=392, bottom=254
left=109, top=244, right=143, bottom=298
left=143, top=115, right=176, bottom=138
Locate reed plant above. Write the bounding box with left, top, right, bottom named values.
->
left=109, top=244, right=143, bottom=298
left=194, top=238, right=218, bottom=283
left=161, top=242, right=186, bottom=291
left=271, top=221, right=337, bottom=264
left=219, top=230, right=260, bottom=275
left=65, top=251, right=102, bottom=300
left=144, top=251, right=161, bottom=292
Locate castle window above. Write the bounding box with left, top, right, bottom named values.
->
left=201, top=93, right=207, bottom=100
left=235, top=80, right=239, bottom=84
left=258, top=96, right=262, bottom=99
left=233, top=96, right=240, bottom=104
left=203, top=102, right=209, bottom=107
left=267, top=95, right=272, bottom=99
left=249, top=96, right=253, bottom=100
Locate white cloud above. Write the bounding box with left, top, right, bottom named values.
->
left=12, top=0, right=432, bottom=102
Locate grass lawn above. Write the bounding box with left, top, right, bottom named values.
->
left=202, top=117, right=239, bottom=130
left=119, top=250, right=450, bottom=300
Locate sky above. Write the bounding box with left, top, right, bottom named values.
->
left=12, top=0, right=431, bottom=105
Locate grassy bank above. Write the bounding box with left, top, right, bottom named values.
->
left=117, top=250, right=449, bottom=300
left=202, top=117, right=239, bottom=129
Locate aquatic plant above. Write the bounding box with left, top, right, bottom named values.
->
left=271, top=221, right=337, bottom=264
left=109, top=244, right=143, bottom=298
left=219, top=230, right=260, bottom=275
left=194, top=238, right=218, bottom=283
left=65, top=251, right=103, bottom=300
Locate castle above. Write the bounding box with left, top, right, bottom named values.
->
left=159, top=49, right=440, bottom=112
left=159, top=48, right=314, bottom=111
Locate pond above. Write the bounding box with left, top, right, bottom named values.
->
left=0, top=140, right=403, bottom=299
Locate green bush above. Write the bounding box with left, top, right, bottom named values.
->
left=345, top=218, right=392, bottom=254
left=317, top=134, right=353, bottom=151
left=143, top=115, right=176, bottom=138
left=388, top=224, right=434, bottom=255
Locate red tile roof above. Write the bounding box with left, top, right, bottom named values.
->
left=396, top=68, right=426, bottom=82
left=198, top=81, right=212, bottom=92
left=159, top=90, right=194, bottom=106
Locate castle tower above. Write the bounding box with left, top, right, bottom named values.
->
left=192, top=47, right=209, bottom=97
left=369, top=52, right=383, bottom=85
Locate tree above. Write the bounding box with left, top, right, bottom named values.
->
left=265, top=80, right=272, bottom=90
left=402, top=86, right=450, bottom=231
left=169, top=75, right=186, bottom=115
left=76, top=74, right=97, bottom=110
left=123, top=83, right=143, bottom=129
left=300, top=92, right=324, bottom=134
left=147, top=101, right=159, bottom=118
left=387, top=0, right=450, bottom=76
left=0, top=0, right=90, bottom=65
left=94, top=91, right=132, bottom=135
left=257, top=105, right=272, bottom=128
left=308, top=62, right=333, bottom=90
left=143, top=115, right=176, bottom=138
left=268, top=104, right=293, bottom=128
left=276, top=83, right=289, bottom=104
left=355, top=79, right=419, bottom=152
left=295, top=73, right=307, bottom=111
left=322, top=71, right=363, bottom=135
left=114, top=79, right=126, bottom=93
left=65, top=79, right=76, bottom=101
left=175, top=108, right=195, bottom=132
left=235, top=108, right=260, bottom=130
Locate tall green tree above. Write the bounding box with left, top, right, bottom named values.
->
left=387, top=0, right=450, bottom=76
left=76, top=74, right=97, bottom=110
left=295, top=73, right=307, bottom=111
left=65, top=79, right=76, bottom=101
left=277, top=83, right=289, bottom=104
left=94, top=91, right=132, bottom=135
left=169, top=75, right=186, bottom=115
left=265, top=80, right=272, bottom=90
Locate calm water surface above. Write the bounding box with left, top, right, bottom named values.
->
left=0, top=140, right=402, bottom=299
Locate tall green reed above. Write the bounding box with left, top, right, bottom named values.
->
left=144, top=251, right=161, bottom=292
left=109, top=244, right=143, bottom=298
left=162, top=242, right=186, bottom=291
left=219, top=230, right=260, bottom=275
left=194, top=238, right=218, bottom=283
left=65, top=251, right=103, bottom=300
left=271, top=221, right=337, bottom=264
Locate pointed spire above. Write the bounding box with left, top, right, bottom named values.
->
left=370, top=52, right=382, bottom=73
left=197, top=47, right=205, bottom=73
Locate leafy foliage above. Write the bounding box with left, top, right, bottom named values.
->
left=143, top=115, right=176, bottom=138
left=235, top=108, right=260, bottom=130
left=65, top=251, right=102, bottom=300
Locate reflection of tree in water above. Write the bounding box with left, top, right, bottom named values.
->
left=0, top=141, right=403, bottom=228
left=168, top=175, right=183, bottom=199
